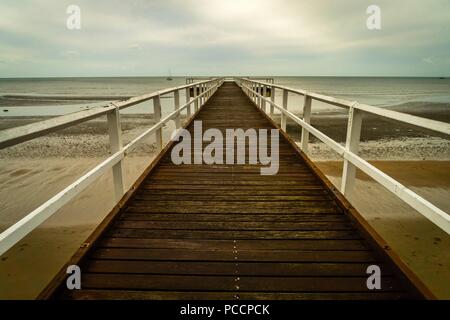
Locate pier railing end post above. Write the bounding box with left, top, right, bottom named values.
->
left=300, top=95, right=312, bottom=153
left=153, top=95, right=163, bottom=151
left=281, top=89, right=288, bottom=131
left=107, top=106, right=125, bottom=201
left=341, top=104, right=363, bottom=197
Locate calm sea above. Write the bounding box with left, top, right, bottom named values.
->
left=1, top=77, right=449, bottom=116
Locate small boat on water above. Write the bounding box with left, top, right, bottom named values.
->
left=166, top=68, right=173, bottom=81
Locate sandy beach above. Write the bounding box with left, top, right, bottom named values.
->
left=0, top=156, right=154, bottom=299
left=317, top=161, right=450, bottom=299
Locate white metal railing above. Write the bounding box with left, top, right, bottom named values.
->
left=237, top=77, right=450, bottom=235
left=0, top=78, right=224, bottom=256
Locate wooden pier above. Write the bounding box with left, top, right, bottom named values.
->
left=37, top=82, right=433, bottom=300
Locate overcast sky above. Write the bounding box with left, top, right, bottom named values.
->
left=1, top=0, right=449, bottom=77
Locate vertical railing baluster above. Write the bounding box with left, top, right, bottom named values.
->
left=281, top=89, right=288, bottom=131
left=300, top=94, right=312, bottom=152
left=194, top=84, right=199, bottom=112
left=107, top=106, right=125, bottom=202
left=262, top=85, right=267, bottom=112
left=174, top=89, right=181, bottom=129
left=185, top=87, right=191, bottom=118
left=341, top=104, right=362, bottom=197
left=153, top=95, right=163, bottom=150
left=200, top=83, right=204, bottom=106
left=257, top=83, right=261, bottom=107
left=203, top=83, right=206, bottom=104
left=270, top=85, right=275, bottom=116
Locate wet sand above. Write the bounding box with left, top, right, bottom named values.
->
left=284, top=101, right=450, bottom=142
left=316, top=161, right=450, bottom=299
left=0, top=156, right=154, bottom=299
left=0, top=115, right=159, bottom=158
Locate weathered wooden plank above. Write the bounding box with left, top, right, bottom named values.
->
left=80, top=274, right=400, bottom=292
left=133, top=194, right=331, bottom=201
left=114, top=220, right=353, bottom=231
left=135, top=189, right=330, bottom=196
left=63, top=290, right=411, bottom=300
left=108, top=229, right=361, bottom=240
left=142, top=180, right=322, bottom=186
left=124, top=206, right=340, bottom=214
left=140, top=184, right=327, bottom=190
left=86, top=260, right=391, bottom=276
left=91, top=248, right=374, bottom=262
left=98, top=238, right=369, bottom=251
left=129, top=200, right=336, bottom=208
left=119, top=213, right=346, bottom=222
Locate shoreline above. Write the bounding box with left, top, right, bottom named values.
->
left=1, top=107, right=450, bottom=161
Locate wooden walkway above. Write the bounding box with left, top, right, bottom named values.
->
left=40, top=82, right=429, bottom=300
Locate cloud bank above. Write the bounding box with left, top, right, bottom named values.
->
left=0, top=0, right=449, bottom=77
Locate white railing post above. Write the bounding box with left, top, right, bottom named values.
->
left=257, top=83, right=261, bottom=107
left=185, top=87, right=191, bottom=118
left=174, top=89, right=181, bottom=129
left=262, top=85, right=267, bottom=112
left=259, top=84, right=263, bottom=107
left=202, top=83, right=206, bottom=104
left=270, top=85, right=275, bottom=116
left=281, top=89, right=288, bottom=131
left=153, top=95, right=163, bottom=150
left=194, top=84, right=199, bottom=112
left=107, top=106, right=125, bottom=201
left=341, top=104, right=363, bottom=196
left=300, top=95, right=312, bottom=152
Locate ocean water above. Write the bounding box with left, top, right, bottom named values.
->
left=273, top=77, right=450, bottom=106
left=0, top=76, right=449, bottom=116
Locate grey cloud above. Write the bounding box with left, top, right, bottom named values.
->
left=0, top=0, right=449, bottom=77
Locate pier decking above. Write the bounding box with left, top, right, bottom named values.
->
left=38, top=82, right=431, bottom=300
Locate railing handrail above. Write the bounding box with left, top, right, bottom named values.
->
left=0, top=79, right=217, bottom=150
left=242, top=78, right=450, bottom=136
left=0, top=78, right=224, bottom=256
left=237, top=77, right=450, bottom=235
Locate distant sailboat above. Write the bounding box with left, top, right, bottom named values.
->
left=166, top=69, right=173, bottom=81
